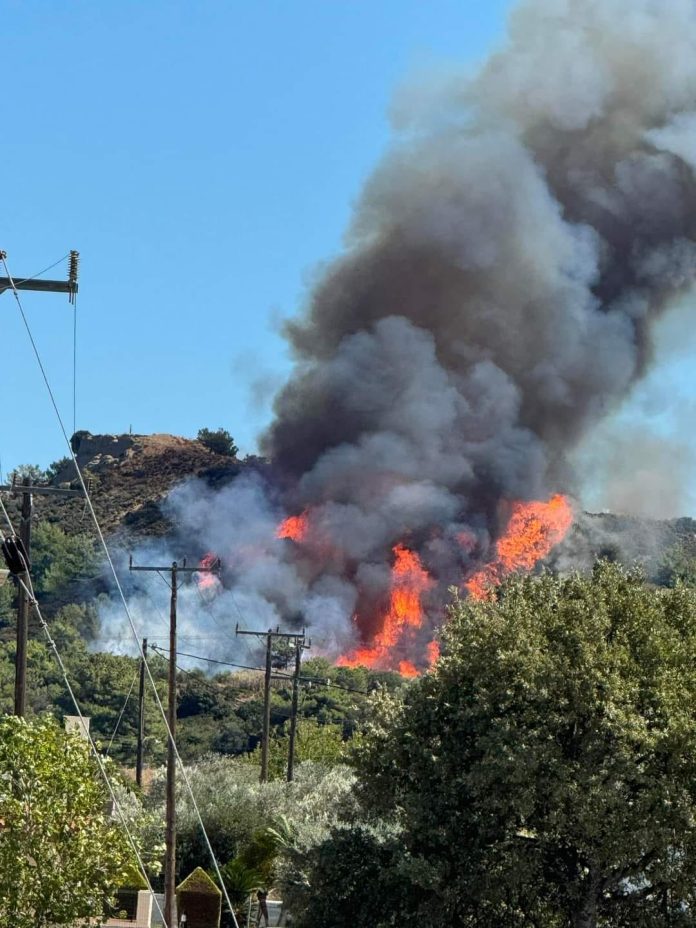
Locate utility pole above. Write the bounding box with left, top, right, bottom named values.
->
left=0, top=248, right=81, bottom=715
left=15, top=479, right=31, bottom=718
left=261, top=630, right=273, bottom=783
left=235, top=625, right=307, bottom=783
left=129, top=557, right=219, bottom=928
left=287, top=634, right=311, bottom=782
left=0, top=479, right=83, bottom=716
left=136, top=637, right=148, bottom=789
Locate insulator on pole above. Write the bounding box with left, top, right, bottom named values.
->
left=68, top=250, right=79, bottom=304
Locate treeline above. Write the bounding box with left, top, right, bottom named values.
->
left=6, top=525, right=696, bottom=927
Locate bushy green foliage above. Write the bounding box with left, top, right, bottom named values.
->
left=31, top=521, right=98, bottom=595
left=0, top=716, right=131, bottom=928
left=196, top=428, right=239, bottom=458
left=218, top=857, right=264, bottom=914
left=45, top=456, right=73, bottom=482
left=286, top=824, right=420, bottom=928
left=657, top=535, right=696, bottom=587
left=144, top=756, right=355, bottom=881
left=7, top=463, right=49, bottom=484
left=350, top=563, right=696, bottom=928
left=244, top=718, right=348, bottom=779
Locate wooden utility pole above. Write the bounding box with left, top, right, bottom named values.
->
left=235, top=625, right=307, bottom=783
left=0, top=480, right=83, bottom=716
left=286, top=638, right=303, bottom=782
left=136, top=637, right=148, bottom=788
left=0, top=249, right=82, bottom=715
left=15, top=479, right=31, bottom=717
left=129, top=557, right=219, bottom=928
left=260, top=631, right=273, bottom=783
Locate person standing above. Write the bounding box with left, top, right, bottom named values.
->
left=256, top=889, right=270, bottom=927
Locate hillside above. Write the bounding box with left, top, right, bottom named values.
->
left=5, top=431, right=252, bottom=539
left=2, top=429, right=696, bottom=766
left=6, top=430, right=694, bottom=583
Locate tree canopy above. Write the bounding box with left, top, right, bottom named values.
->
left=196, top=428, right=239, bottom=457
left=0, top=716, right=131, bottom=928
left=343, top=563, right=696, bottom=928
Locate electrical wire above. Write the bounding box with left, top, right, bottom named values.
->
left=0, top=515, right=166, bottom=927
left=105, top=668, right=139, bottom=756
left=151, top=644, right=370, bottom=695
left=0, top=493, right=15, bottom=535
left=6, top=252, right=72, bottom=287
left=1, top=255, right=241, bottom=928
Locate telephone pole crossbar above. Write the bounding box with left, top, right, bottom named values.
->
left=0, top=250, right=79, bottom=304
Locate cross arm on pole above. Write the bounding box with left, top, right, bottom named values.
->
left=236, top=624, right=306, bottom=639
left=0, top=250, right=79, bottom=304
left=0, top=485, right=84, bottom=498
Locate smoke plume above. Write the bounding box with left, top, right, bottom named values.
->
left=106, top=0, right=696, bottom=667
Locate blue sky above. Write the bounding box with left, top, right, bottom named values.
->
left=1, top=0, right=513, bottom=475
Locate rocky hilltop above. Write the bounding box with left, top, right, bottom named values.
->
left=10, top=431, right=251, bottom=539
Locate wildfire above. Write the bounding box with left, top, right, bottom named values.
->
left=465, top=494, right=573, bottom=600
left=196, top=552, right=220, bottom=592
left=276, top=512, right=309, bottom=543
left=273, top=496, right=572, bottom=677
left=338, top=544, right=435, bottom=674
left=427, top=639, right=440, bottom=666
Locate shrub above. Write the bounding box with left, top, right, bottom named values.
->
left=196, top=428, right=238, bottom=457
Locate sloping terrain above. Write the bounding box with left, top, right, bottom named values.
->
left=5, top=431, right=250, bottom=539
left=5, top=431, right=692, bottom=588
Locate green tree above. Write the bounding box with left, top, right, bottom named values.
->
left=245, top=719, right=348, bottom=779
left=31, top=521, right=98, bottom=595
left=45, top=456, right=73, bottom=482
left=287, top=824, right=419, bottom=928
left=0, top=716, right=131, bottom=927
left=355, top=563, right=696, bottom=928
left=657, top=535, right=696, bottom=587
left=8, top=464, right=49, bottom=484
left=196, top=428, right=239, bottom=457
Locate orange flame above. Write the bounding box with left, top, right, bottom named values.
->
left=466, top=494, right=573, bottom=600
left=426, top=639, right=440, bottom=666
left=276, top=512, right=309, bottom=543
left=196, top=552, right=220, bottom=592
left=338, top=544, right=433, bottom=673
left=398, top=660, right=419, bottom=678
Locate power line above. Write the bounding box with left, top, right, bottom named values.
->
left=72, top=292, right=78, bottom=436
left=150, top=644, right=370, bottom=695
left=0, top=516, right=165, bottom=925
left=2, top=254, right=241, bottom=928
left=105, top=668, right=139, bottom=756
left=10, top=252, right=71, bottom=286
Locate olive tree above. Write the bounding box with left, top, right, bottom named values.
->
left=355, top=563, right=696, bottom=928
left=0, top=716, right=130, bottom=927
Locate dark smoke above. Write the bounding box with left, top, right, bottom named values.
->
left=104, top=0, right=696, bottom=666
left=263, top=0, right=696, bottom=554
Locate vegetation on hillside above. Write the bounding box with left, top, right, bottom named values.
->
left=196, top=428, right=238, bottom=458
left=7, top=447, right=696, bottom=926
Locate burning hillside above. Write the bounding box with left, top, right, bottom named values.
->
left=115, top=0, right=696, bottom=674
